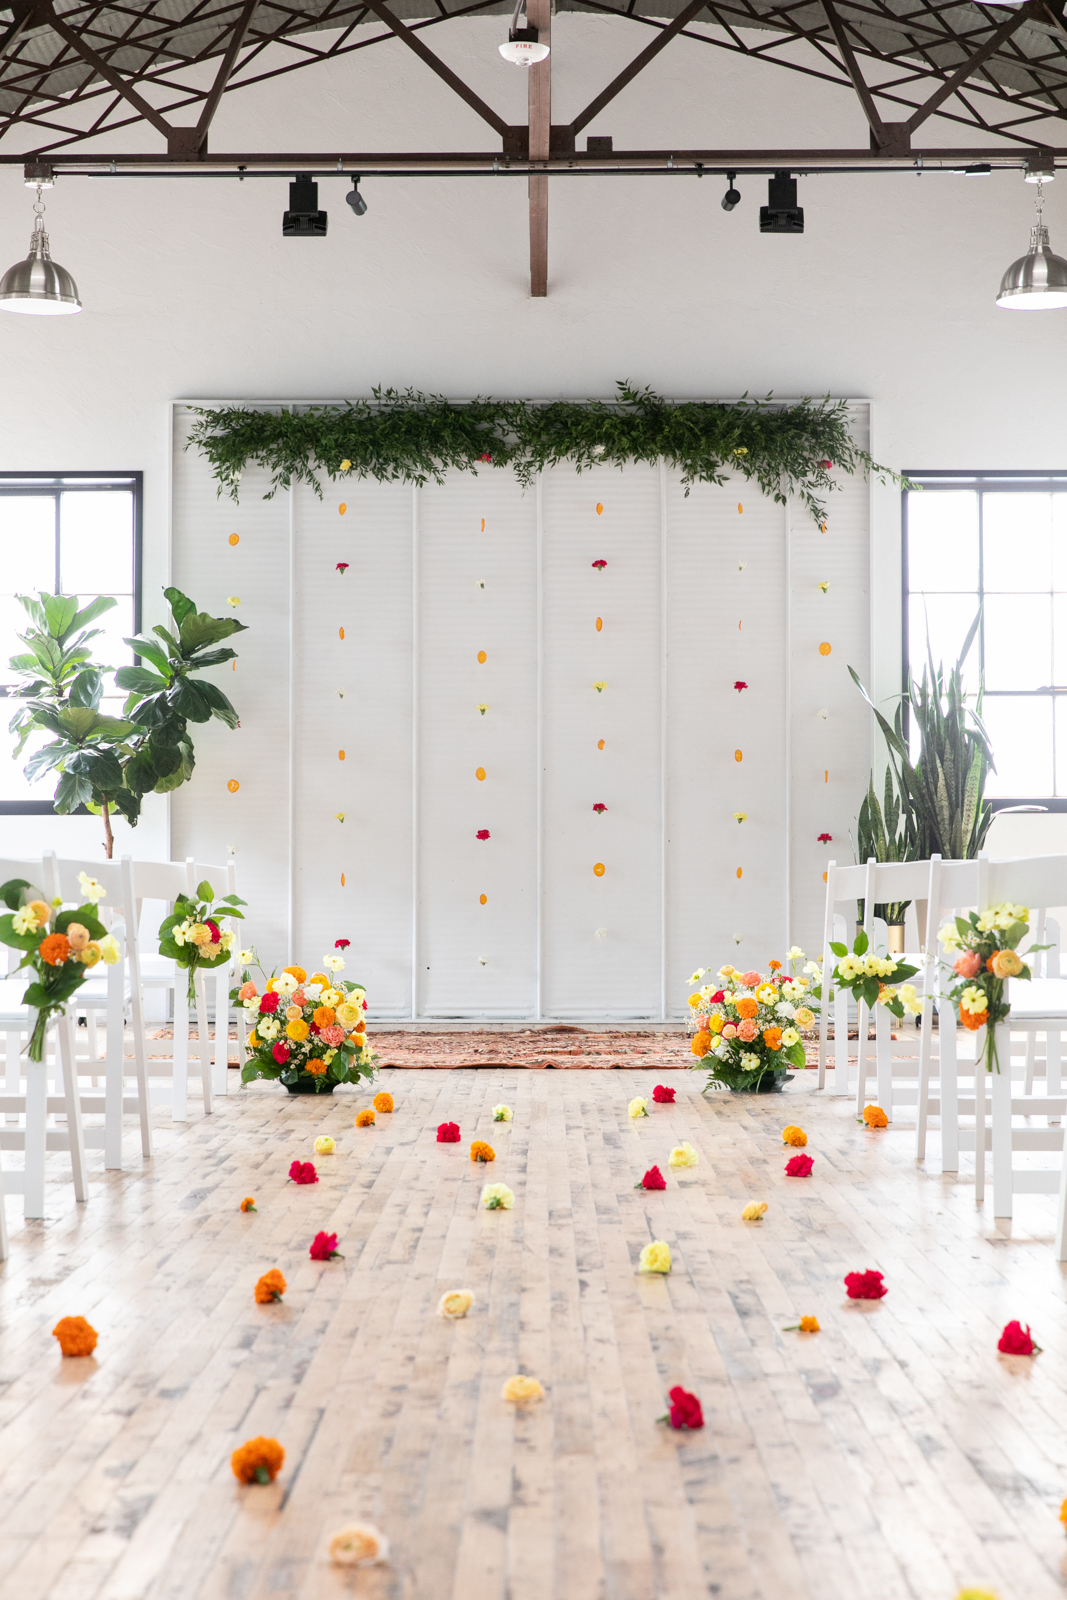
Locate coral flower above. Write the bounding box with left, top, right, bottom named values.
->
left=721, top=1024, right=738, bottom=1040
left=482, top=1183, right=514, bottom=1209
left=328, top=1524, right=390, bottom=1567
left=240, top=1197, right=256, bottom=1212
left=502, top=1375, right=544, bottom=1407
left=288, top=1160, right=318, bottom=1184
left=254, top=1269, right=287, bottom=1303
left=652, top=1084, right=676, bottom=1103
left=356, top=1109, right=375, bottom=1127
left=639, top=1239, right=672, bottom=1273
left=238, top=980, right=257, bottom=1002
left=231, top=1436, right=285, bottom=1484
left=736, top=1020, right=759, bottom=1043
left=863, top=1104, right=889, bottom=1128
left=470, top=1140, right=495, bottom=1162
left=437, top=1122, right=461, bottom=1142
left=998, top=1320, right=1039, bottom=1354
left=782, top=1125, right=807, bottom=1147
left=52, top=1316, right=98, bottom=1357
left=844, top=1269, right=886, bottom=1300
left=741, top=1202, right=768, bottom=1221
left=954, top=951, right=982, bottom=979
left=690, top=1032, right=711, bottom=1056
left=309, top=1231, right=343, bottom=1261
left=374, top=1092, right=394, bottom=1113
left=785, top=1154, right=814, bottom=1177
left=39, top=932, right=72, bottom=966
left=437, top=1290, right=474, bottom=1319
left=664, top=1386, right=703, bottom=1429
left=637, top=1165, right=667, bottom=1190
left=741, top=970, right=762, bottom=987
left=314, top=1136, right=335, bottom=1154
left=669, top=1143, right=698, bottom=1167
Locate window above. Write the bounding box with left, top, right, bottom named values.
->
left=903, top=471, right=1067, bottom=807
left=0, top=473, right=142, bottom=813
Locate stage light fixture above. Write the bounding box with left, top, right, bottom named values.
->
left=759, top=171, right=803, bottom=234
left=997, top=179, right=1067, bottom=309
left=346, top=177, right=368, bottom=216
left=721, top=172, right=741, bottom=212
left=499, top=0, right=549, bottom=65
left=0, top=184, right=81, bottom=315
left=283, top=174, right=327, bottom=238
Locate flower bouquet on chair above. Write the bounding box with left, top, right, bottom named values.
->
left=0, top=875, right=120, bottom=1061
left=829, top=929, right=921, bottom=1021
left=687, top=954, right=818, bottom=1093
left=158, top=879, right=244, bottom=1003
left=236, top=951, right=376, bottom=1094
left=938, top=902, right=1038, bottom=1073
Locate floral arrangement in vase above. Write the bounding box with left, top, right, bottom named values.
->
left=158, top=879, right=245, bottom=1002
left=687, top=949, right=820, bottom=1093
left=938, top=902, right=1036, bottom=1072
left=829, top=929, right=921, bottom=1019
left=237, top=949, right=376, bottom=1094
left=0, top=873, right=120, bottom=1060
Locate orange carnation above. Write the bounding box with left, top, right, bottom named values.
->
left=961, top=1006, right=988, bottom=1032
left=313, top=1006, right=336, bottom=1028
left=863, top=1104, right=889, bottom=1128
left=782, top=1125, right=807, bottom=1147
left=284, top=965, right=307, bottom=983
left=734, top=996, right=758, bottom=1020
left=307, top=1057, right=329, bottom=1075
left=240, top=1197, right=256, bottom=1212
left=356, top=1108, right=375, bottom=1126
left=691, top=1031, right=711, bottom=1056
left=52, top=1315, right=98, bottom=1357
left=254, top=1269, right=286, bottom=1304
left=470, top=1140, right=495, bottom=1162
left=768, top=960, right=782, bottom=970
left=39, top=932, right=72, bottom=966
left=231, top=1435, right=285, bottom=1484
left=762, top=1026, right=783, bottom=1051
left=373, top=1092, right=394, bottom=1113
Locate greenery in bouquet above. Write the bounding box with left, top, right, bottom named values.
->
left=687, top=949, right=820, bottom=1093
left=829, top=929, right=921, bottom=1020
left=0, top=871, right=119, bottom=1061
left=158, top=879, right=245, bottom=1003
left=236, top=945, right=376, bottom=1092
left=938, top=902, right=1037, bottom=1073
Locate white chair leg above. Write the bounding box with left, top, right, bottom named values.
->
left=195, top=971, right=213, bottom=1116
left=1024, top=1032, right=1037, bottom=1093
left=1048, top=1032, right=1062, bottom=1123
left=212, top=965, right=229, bottom=1097
left=0, top=1156, right=8, bottom=1258
left=916, top=986, right=934, bottom=1161
left=104, top=948, right=124, bottom=1171
left=974, top=1030, right=987, bottom=1205
left=173, top=982, right=189, bottom=1122
left=940, top=1016, right=960, bottom=1174
left=1056, top=1121, right=1067, bottom=1261
left=875, top=1004, right=892, bottom=1119
left=59, top=1017, right=89, bottom=1204
left=831, top=982, right=849, bottom=1096
left=990, top=1026, right=1012, bottom=1218
left=5, top=1029, right=19, bottom=1123
left=23, top=1051, right=47, bottom=1220
left=854, top=1001, right=870, bottom=1114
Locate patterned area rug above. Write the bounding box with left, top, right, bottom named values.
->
left=369, top=1027, right=695, bottom=1069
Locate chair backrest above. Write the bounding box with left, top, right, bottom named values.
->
left=980, top=854, right=1067, bottom=913
left=0, top=856, right=46, bottom=976
left=43, top=854, right=128, bottom=921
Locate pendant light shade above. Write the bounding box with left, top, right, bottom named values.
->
left=997, top=178, right=1067, bottom=310
left=0, top=188, right=81, bottom=316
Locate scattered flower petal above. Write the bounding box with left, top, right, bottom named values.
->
left=628, top=1097, right=649, bottom=1119
left=437, top=1122, right=461, bottom=1142
left=313, top=1136, right=335, bottom=1154
left=482, top=1183, right=514, bottom=1209
left=309, top=1231, right=343, bottom=1261
left=470, top=1140, right=495, bottom=1162
left=782, top=1125, right=807, bottom=1147
left=254, top=1269, right=287, bottom=1303
left=437, top=1290, right=474, bottom=1319
left=998, top=1320, right=1039, bottom=1354
left=328, top=1524, right=389, bottom=1567
left=862, top=1104, right=888, bottom=1128
left=741, top=1201, right=768, bottom=1221
left=240, top=1197, right=256, bottom=1211
left=652, top=1084, right=675, bottom=1103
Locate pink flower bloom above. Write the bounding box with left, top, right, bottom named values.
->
left=336, top=562, right=349, bottom=574
left=272, top=1041, right=290, bottom=1064
left=817, top=833, right=832, bottom=843
left=844, top=1269, right=886, bottom=1300
left=592, top=559, right=607, bottom=571
left=291, top=988, right=306, bottom=1008
left=309, top=1230, right=341, bottom=1260
left=639, top=1165, right=666, bottom=1190
left=721, top=1024, right=738, bottom=1040
left=652, top=1084, right=675, bottom=1103
left=476, top=829, right=490, bottom=841
left=785, top=1154, right=814, bottom=1177
left=954, top=951, right=982, bottom=979
left=288, top=1160, right=318, bottom=1185
left=741, top=970, right=762, bottom=987
left=335, top=939, right=351, bottom=949
left=320, top=1024, right=345, bottom=1047
left=238, top=980, right=257, bottom=1002
left=998, top=1319, right=1037, bottom=1354
left=593, top=803, right=607, bottom=814
left=737, top=1020, right=759, bottom=1042
left=733, top=680, right=748, bottom=692
left=437, top=1122, right=461, bottom=1143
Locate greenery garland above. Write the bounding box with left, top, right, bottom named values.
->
left=188, top=382, right=894, bottom=522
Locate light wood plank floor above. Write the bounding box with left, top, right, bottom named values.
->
left=2, top=1069, right=1067, bottom=1600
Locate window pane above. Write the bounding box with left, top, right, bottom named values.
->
left=983, top=594, right=1051, bottom=690
left=80, top=596, right=134, bottom=674
left=0, top=496, right=54, bottom=594
left=59, top=491, right=134, bottom=594
left=907, top=490, right=978, bottom=592
left=983, top=492, right=1053, bottom=592
left=982, top=696, right=1053, bottom=797
left=908, top=594, right=981, bottom=695
left=0, top=594, right=34, bottom=693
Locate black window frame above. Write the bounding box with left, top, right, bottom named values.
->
left=0, top=470, right=143, bottom=816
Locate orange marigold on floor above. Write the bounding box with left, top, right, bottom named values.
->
left=254, top=1269, right=286, bottom=1304
left=240, top=1197, right=256, bottom=1212
left=53, top=1316, right=98, bottom=1356
left=470, top=1140, right=495, bottom=1162
left=373, top=1091, right=394, bottom=1113
left=231, top=1436, right=285, bottom=1484
left=356, top=1108, right=375, bottom=1126
left=863, top=1104, right=889, bottom=1128
left=782, top=1125, right=807, bottom=1147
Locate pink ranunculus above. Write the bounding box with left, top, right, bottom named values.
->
left=954, top=951, right=982, bottom=978
left=238, top=980, right=257, bottom=1002
left=320, top=1024, right=345, bottom=1047
left=291, top=988, right=306, bottom=1008
left=721, top=1024, right=738, bottom=1040
left=737, top=1019, right=759, bottom=1042
left=741, top=970, right=762, bottom=987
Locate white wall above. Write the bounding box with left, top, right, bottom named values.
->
left=1, top=15, right=1063, bottom=933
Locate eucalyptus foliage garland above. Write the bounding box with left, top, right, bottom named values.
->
left=188, top=382, right=893, bottom=522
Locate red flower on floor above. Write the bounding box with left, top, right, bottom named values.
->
left=844, top=1269, right=886, bottom=1300
left=785, top=1154, right=814, bottom=1177
left=592, top=559, right=607, bottom=571
left=336, top=562, right=349, bottom=574
left=998, top=1320, right=1039, bottom=1354
left=437, top=1122, right=461, bottom=1143
left=817, top=833, right=833, bottom=843
left=288, top=1160, right=318, bottom=1185
left=637, top=1165, right=667, bottom=1190
left=272, top=1041, right=290, bottom=1065
left=335, top=938, right=350, bottom=949
left=733, top=681, right=748, bottom=692
left=476, top=829, right=490, bottom=841
left=259, top=990, right=281, bottom=1014
left=666, top=1387, right=704, bottom=1429
left=309, top=1230, right=342, bottom=1261
left=652, top=1085, right=675, bottom=1104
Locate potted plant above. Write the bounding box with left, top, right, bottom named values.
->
left=237, top=954, right=376, bottom=1094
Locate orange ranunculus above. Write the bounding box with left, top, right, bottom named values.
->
left=65, top=922, right=90, bottom=951
left=708, top=1015, right=724, bottom=1034
left=27, top=899, right=51, bottom=927
left=52, top=1315, right=98, bottom=1356
left=691, top=1031, right=711, bottom=1056
left=373, top=1092, right=393, bottom=1113
left=313, top=1006, right=336, bottom=1028
left=309, top=971, right=330, bottom=990
left=231, top=1436, right=285, bottom=1484
left=734, top=996, right=758, bottom=1020
left=305, top=1058, right=327, bottom=1075
left=992, top=949, right=1023, bottom=979
left=470, top=1140, right=495, bottom=1162
left=254, top=1269, right=286, bottom=1304
left=284, top=965, right=307, bottom=984
left=356, top=1108, right=375, bottom=1126
left=39, top=932, right=72, bottom=966
left=762, top=1026, right=783, bottom=1051
left=961, top=1006, right=988, bottom=1031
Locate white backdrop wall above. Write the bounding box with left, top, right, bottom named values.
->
left=171, top=403, right=870, bottom=1018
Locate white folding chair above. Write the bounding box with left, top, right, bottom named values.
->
left=192, top=857, right=243, bottom=1098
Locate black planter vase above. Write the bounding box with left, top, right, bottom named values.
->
left=284, top=1078, right=336, bottom=1095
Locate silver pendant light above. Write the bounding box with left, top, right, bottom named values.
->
left=0, top=184, right=81, bottom=315
left=996, top=177, right=1067, bottom=310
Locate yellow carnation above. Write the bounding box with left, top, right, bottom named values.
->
left=628, top=1097, right=649, bottom=1119
left=639, top=1239, right=672, bottom=1273
left=502, top=1374, right=544, bottom=1407
left=741, top=1202, right=768, bottom=1221
left=482, top=1183, right=514, bottom=1210
left=437, top=1289, right=474, bottom=1319
left=668, top=1143, right=698, bottom=1168
left=314, top=1135, right=335, bottom=1154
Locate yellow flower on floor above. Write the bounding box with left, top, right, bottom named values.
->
left=782, top=1125, right=807, bottom=1147
left=639, top=1239, right=672, bottom=1273
left=493, top=1104, right=512, bottom=1121
left=628, top=1097, right=649, bottom=1119
left=314, top=1136, right=335, bottom=1154
left=502, top=1374, right=544, bottom=1407
left=741, top=1202, right=767, bottom=1221
left=437, top=1289, right=474, bottom=1319
left=328, top=1524, right=390, bottom=1567
left=482, top=1183, right=514, bottom=1210
left=286, top=1018, right=309, bottom=1042
left=668, top=1143, right=698, bottom=1168
left=953, top=1592, right=1000, bottom=1600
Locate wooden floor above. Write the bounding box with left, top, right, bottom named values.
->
left=3, top=1069, right=1067, bottom=1600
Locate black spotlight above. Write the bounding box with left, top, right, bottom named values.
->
left=346, top=177, right=368, bottom=217
left=721, top=171, right=741, bottom=212
left=759, top=170, right=803, bottom=234
left=282, top=174, right=327, bottom=238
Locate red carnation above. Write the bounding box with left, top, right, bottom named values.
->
left=652, top=1084, right=675, bottom=1104
left=309, top=1230, right=342, bottom=1261
left=817, top=833, right=832, bottom=843
left=819, top=459, right=833, bottom=468
left=288, top=1160, right=318, bottom=1185
left=733, top=680, right=748, bottom=692
left=998, top=1319, right=1039, bottom=1355
left=844, top=1269, right=886, bottom=1300
left=259, top=990, right=281, bottom=1014
left=272, top=1041, right=290, bottom=1065
left=479, top=452, right=492, bottom=462
left=592, top=559, right=607, bottom=571
left=785, top=1153, right=813, bottom=1177
left=437, top=1122, right=461, bottom=1143
left=666, top=1386, right=704, bottom=1429
left=335, top=938, right=350, bottom=949
left=637, top=1165, right=667, bottom=1190
left=336, top=562, right=349, bottom=574
left=308, top=1021, right=320, bottom=1035
left=593, top=803, right=607, bottom=814
left=709, top=989, right=725, bottom=1004
left=204, top=919, right=221, bottom=943
left=476, top=829, right=490, bottom=841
